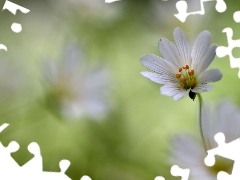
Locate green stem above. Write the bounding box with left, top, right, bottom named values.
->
left=197, top=93, right=207, bottom=152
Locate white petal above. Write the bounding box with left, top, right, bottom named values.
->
left=170, top=134, right=205, bottom=167
left=198, top=68, right=222, bottom=83
left=191, top=30, right=211, bottom=71
left=141, top=72, right=165, bottom=84
left=173, top=89, right=190, bottom=101
left=200, top=100, right=240, bottom=149
left=160, top=83, right=189, bottom=100
left=158, top=38, right=181, bottom=67
left=141, top=54, right=168, bottom=74
left=140, top=54, right=177, bottom=76
left=173, top=27, right=191, bottom=65
left=192, top=84, right=213, bottom=93
left=214, top=100, right=240, bottom=143
left=160, top=83, right=179, bottom=96
left=170, top=134, right=215, bottom=180
left=196, top=44, right=218, bottom=74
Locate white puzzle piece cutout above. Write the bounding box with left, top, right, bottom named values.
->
left=2, top=0, right=30, bottom=15
left=0, top=123, right=9, bottom=132
left=216, top=27, right=240, bottom=78
left=154, top=165, right=190, bottom=180
left=0, top=141, right=20, bottom=175
left=174, top=0, right=226, bottom=22
left=2, top=0, right=30, bottom=33
left=233, top=11, right=240, bottom=23
left=0, top=124, right=76, bottom=180
left=204, top=132, right=240, bottom=180
left=105, top=0, right=121, bottom=3
left=0, top=44, right=7, bottom=51
left=0, top=123, right=93, bottom=179
left=80, top=176, right=92, bottom=180
left=21, top=142, right=43, bottom=174
left=1, top=1, right=30, bottom=50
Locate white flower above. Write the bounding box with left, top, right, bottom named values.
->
left=140, top=27, right=222, bottom=100
left=43, top=44, right=110, bottom=120
left=170, top=100, right=240, bottom=180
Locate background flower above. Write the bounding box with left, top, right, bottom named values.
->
left=43, top=44, right=111, bottom=120
left=171, top=100, right=240, bottom=180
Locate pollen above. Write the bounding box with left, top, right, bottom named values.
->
left=180, top=82, right=184, bottom=87
left=176, top=74, right=181, bottom=78
left=175, top=64, right=196, bottom=90
left=191, top=70, right=194, bottom=76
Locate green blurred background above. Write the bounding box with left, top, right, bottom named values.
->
left=0, top=0, right=240, bottom=179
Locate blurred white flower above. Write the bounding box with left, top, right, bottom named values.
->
left=43, top=44, right=110, bottom=120
left=171, top=100, right=240, bottom=179
left=140, top=27, right=222, bottom=101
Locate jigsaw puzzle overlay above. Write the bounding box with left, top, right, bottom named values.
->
left=175, top=0, right=240, bottom=78
left=2, top=0, right=240, bottom=180
left=0, top=2, right=91, bottom=179
left=0, top=0, right=30, bottom=51
left=0, top=124, right=92, bottom=180
left=155, top=165, right=190, bottom=180
left=105, top=0, right=121, bottom=3
left=214, top=6, right=240, bottom=78
left=205, top=133, right=240, bottom=180
left=174, top=0, right=226, bottom=22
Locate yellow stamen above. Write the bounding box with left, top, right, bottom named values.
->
left=180, top=82, right=184, bottom=87
left=191, top=70, right=194, bottom=76
left=176, top=74, right=182, bottom=78
left=175, top=64, right=196, bottom=90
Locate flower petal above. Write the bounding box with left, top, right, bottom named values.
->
left=141, top=72, right=179, bottom=84
left=141, top=72, right=165, bottom=84
left=173, top=89, right=190, bottom=101
left=191, top=30, right=211, bottom=71
left=196, top=44, right=218, bottom=74
left=173, top=27, right=191, bottom=66
left=217, top=100, right=240, bottom=143
left=198, top=68, right=222, bottom=83
left=160, top=83, right=189, bottom=100
left=201, top=100, right=240, bottom=149
left=158, top=38, right=181, bottom=67
left=140, top=54, right=177, bottom=76
left=192, top=84, right=213, bottom=93
left=170, top=134, right=215, bottom=180
left=170, top=134, right=205, bottom=167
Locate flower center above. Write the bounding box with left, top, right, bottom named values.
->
left=175, top=64, right=196, bottom=90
